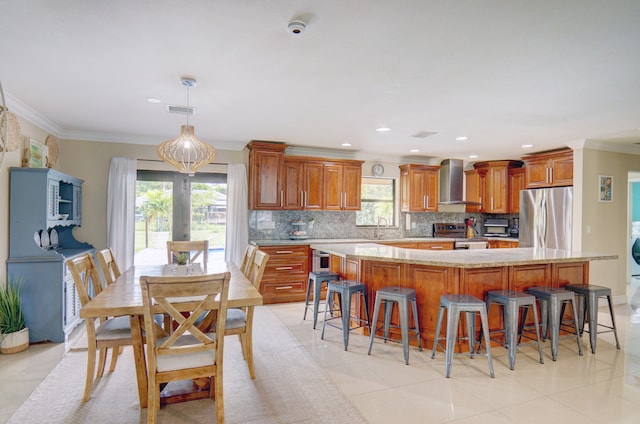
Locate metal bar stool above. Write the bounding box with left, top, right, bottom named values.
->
left=431, top=294, right=495, bottom=378
left=564, top=284, right=621, bottom=353
left=485, top=290, right=544, bottom=370
left=321, top=280, right=370, bottom=351
left=526, top=286, right=583, bottom=361
left=367, top=286, right=422, bottom=365
left=303, top=272, right=340, bottom=329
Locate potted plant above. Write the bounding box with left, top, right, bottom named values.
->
left=176, top=252, right=189, bottom=265
left=0, top=277, right=29, bottom=354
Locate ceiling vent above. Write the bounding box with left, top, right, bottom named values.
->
left=166, top=104, right=196, bottom=115
left=410, top=130, right=437, bottom=138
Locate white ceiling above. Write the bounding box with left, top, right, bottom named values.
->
left=2, top=0, right=640, bottom=163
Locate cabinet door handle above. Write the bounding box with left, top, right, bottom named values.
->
left=491, top=197, right=494, bottom=211
left=275, top=266, right=294, bottom=270
left=546, top=168, right=550, bottom=184
left=549, top=167, right=553, bottom=183
left=280, top=191, right=283, bottom=208
left=431, top=246, right=443, bottom=249
left=275, top=250, right=293, bottom=254
left=479, top=196, right=483, bottom=209
left=275, top=286, right=293, bottom=290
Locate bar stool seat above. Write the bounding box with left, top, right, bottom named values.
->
left=526, top=286, right=583, bottom=361
left=321, top=280, right=370, bottom=350
left=303, top=272, right=340, bottom=329
left=485, top=290, right=544, bottom=370
left=431, top=294, right=494, bottom=378
left=367, top=286, right=422, bottom=365
left=564, top=284, right=621, bottom=353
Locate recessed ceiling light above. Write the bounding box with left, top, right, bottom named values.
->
left=521, top=144, right=534, bottom=148
left=469, top=154, right=478, bottom=159
left=341, top=142, right=352, bottom=147
left=410, top=149, right=420, bottom=153
left=146, top=97, right=162, bottom=104
left=376, top=127, right=391, bottom=132
left=456, top=136, right=468, bottom=141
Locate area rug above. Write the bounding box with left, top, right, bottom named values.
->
left=8, top=307, right=368, bottom=424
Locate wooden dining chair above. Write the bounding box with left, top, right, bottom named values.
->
left=166, top=240, right=209, bottom=267
left=239, top=244, right=257, bottom=276
left=140, top=272, right=230, bottom=424
left=224, top=249, right=269, bottom=379
left=96, top=247, right=121, bottom=286
left=66, top=253, right=135, bottom=402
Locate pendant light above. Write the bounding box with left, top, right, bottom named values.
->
left=157, top=76, right=216, bottom=175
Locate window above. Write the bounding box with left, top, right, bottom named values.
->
left=135, top=170, right=227, bottom=265
left=356, top=177, right=395, bottom=226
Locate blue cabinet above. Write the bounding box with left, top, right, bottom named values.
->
left=7, top=167, right=93, bottom=343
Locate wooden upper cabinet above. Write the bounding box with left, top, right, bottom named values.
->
left=282, top=157, right=324, bottom=210
left=303, top=161, right=324, bottom=210
left=282, top=158, right=303, bottom=209
left=323, top=164, right=343, bottom=210
left=324, top=162, right=362, bottom=210
left=248, top=141, right=286, bottom=209
left=342, top=164, right=362, bottom=210
left=248, top=141, right=363, bottom=211
left=467, top=160, right=522, bottom=213
left=465, top=168, right=486, bottom=213
left=399, top=164, right=440, bottom=212
left=523, top=148, right=573, bottom=188
left=508, top=167, right=526, bottom=213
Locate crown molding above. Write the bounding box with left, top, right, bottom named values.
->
left=6, top=92, right=63, bottom=136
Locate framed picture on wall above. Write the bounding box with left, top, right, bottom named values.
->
left=599, top=175, right=613, bottom=202
left=22, top=137, right=48, bottom=168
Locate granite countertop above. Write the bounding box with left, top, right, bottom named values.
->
left=308, top=242, right=618, bottom=268
left=251, top=237, right=520, bottom=246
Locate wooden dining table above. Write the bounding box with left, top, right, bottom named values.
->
left=79, top=261, right=263, bottom=408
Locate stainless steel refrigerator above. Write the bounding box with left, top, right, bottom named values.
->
left=519, top=186, right=573, bottom=250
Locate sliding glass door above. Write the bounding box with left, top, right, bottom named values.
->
left=135, top=170, right=227, bottom=265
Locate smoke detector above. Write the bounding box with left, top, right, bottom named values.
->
left=287, top=19, right=306, bottom=35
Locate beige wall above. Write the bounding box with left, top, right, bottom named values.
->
left=578, top=148, right=640, bottom=298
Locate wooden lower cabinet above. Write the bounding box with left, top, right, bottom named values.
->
left=337, top=259, right=590, bottom=351
left=259, top=245, right=310, bottom=304
left=379, top=241, right=454, bottom=250
left=417, top=241, right=454, bottom=250
left=487, top=239, right=519, bottom=248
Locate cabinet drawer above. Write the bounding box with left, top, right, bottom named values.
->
left=264, top=258, right=308, bottom=277
left=260, top=245, right=309, bottom=257
left=262, top=279, right=307, bottom=295
left=417, top=242, right=454, bottom=250
left=261, top=278, right=308, bottom=304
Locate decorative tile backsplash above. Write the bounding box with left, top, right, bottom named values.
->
left=249, top=210, right=518, bottom=240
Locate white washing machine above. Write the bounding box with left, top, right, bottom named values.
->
left=631, top=222, right=640, bottom=276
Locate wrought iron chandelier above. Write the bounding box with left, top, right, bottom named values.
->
left=157, top=76, right=216, bottom=175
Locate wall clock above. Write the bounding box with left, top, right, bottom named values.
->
left=372, top=163, right=384, bottom=177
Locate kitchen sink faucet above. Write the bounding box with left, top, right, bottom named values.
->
left=375, top=217, right=388, bottom=239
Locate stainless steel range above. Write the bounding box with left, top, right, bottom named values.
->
left=433, top=223, right=488, bottom=249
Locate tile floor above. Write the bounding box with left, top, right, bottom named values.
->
left=2, top=280, right=640, bottom=423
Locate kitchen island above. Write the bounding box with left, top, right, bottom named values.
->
left=310, top=242, right=617, bottom=349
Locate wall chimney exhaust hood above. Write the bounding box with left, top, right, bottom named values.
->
left=439, top=159, right=478, bottom=205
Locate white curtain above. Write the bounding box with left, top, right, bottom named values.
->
left=107, top=157, right=137, bottom=271
left=225, top=163, right=249, bottom=266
